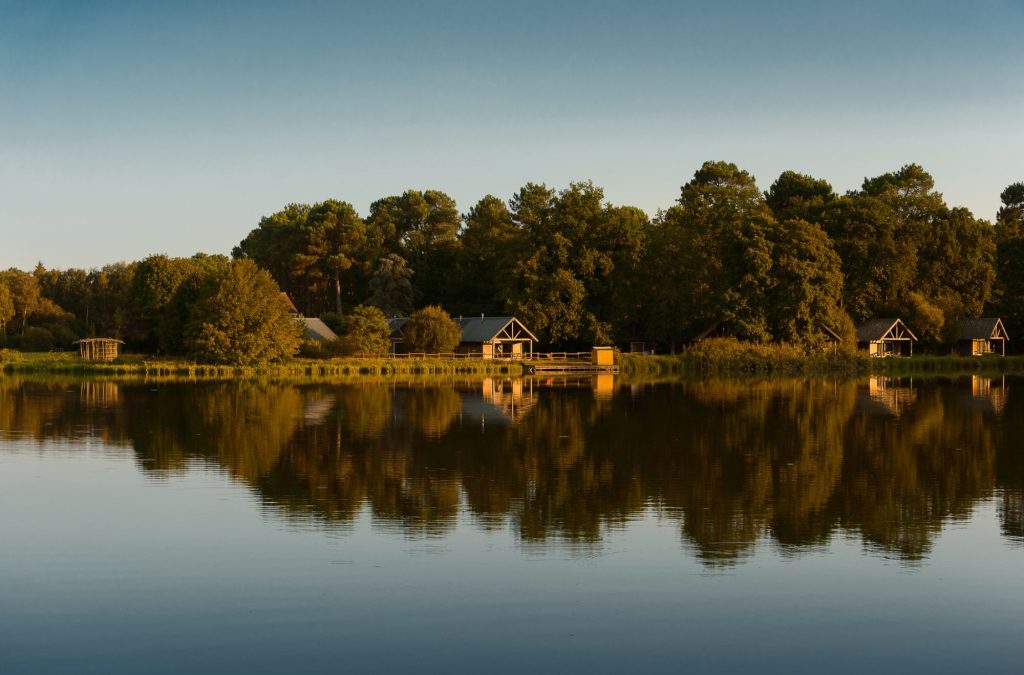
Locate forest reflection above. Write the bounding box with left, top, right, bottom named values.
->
left=2, top=375, right=1022, bottom=565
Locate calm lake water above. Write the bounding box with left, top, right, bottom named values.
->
left=1, top=375, right=1023, bottom=674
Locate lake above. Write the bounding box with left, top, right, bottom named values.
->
left=1, top=375, right=1022, bottom=674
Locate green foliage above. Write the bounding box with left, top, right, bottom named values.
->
left=7, top=162, right=1019, bottom=360
left=0, top=282, right=14, bottom=333
left=404, top=305, right=461, bottom=353
left=185, top=259, right=303, bottom=365
left=338, top=305, right=391, bottom=356
left=765, top=171, right=836, bottom=223
left=366, top=254, right=415, bottom=317
left=765, top=219, right=848, bottom=348
left=19, top=326, right=55, bottom=352
left=319, top=312, right=344, bottom=335
left=367, top=190, right=461, bottom=307
left=645, top=161, right=775, bottom=345
left=0, top=268, right=42, bottom=332
left=995, top=182, right=1024, bottom=334
left=501, top=181, right=648, bottom=345
left=235, top=200, right=375, bottom=316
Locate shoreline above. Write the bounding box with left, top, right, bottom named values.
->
left=4, top=349, right=1024, bottom=381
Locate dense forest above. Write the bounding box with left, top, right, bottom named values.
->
left=2, top=161, right=1023, bottom=355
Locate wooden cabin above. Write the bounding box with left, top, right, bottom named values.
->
left=388, top=315, right=537, bottom=358
left=957, top=318, right=1008, bottom=356
left=75, top=338, right=124, bottom=362
left=856, top=318, right=917, bottom=357
left=277, top=292, right=337, bottom=341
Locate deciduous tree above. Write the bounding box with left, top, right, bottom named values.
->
left=404, top=305, right=461, bottom=353
left=185, top=259, right=303, bottom=365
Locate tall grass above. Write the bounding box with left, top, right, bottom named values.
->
left=619, top=339, right=1024, bottom=377
left=619, top=340, right=869, bottom=376
left=0, top=350, right=523, bottom=380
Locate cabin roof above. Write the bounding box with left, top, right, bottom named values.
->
left=387, top=317, right=409, bottom=337
left=280, top=292, right=299, bottom=315
left=74, top=338, right=124, bottom=344
left=821, top=325, right=843, bottom=342
left=957, top=318, right=1008, bottom=341
left=457, top=316, right=537, bottom=343
left=856, top=318, right=917, bottom=342
left=302, top=317, right=338, bottom=341
left=388, top=315, right=537, bottom=343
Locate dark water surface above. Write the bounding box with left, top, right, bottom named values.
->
left=1, top=375, right=1023, bottom=674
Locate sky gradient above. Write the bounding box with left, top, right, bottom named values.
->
left=2, top=0, right=1023, bottom=269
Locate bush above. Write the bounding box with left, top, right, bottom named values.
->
left=319, top=312, right=344, bottom=335
left=404, top=306, right=461, bottom=353
left=185, top=259, right=303, bottom=365
left=20, top=326, right=56, bottom=352
left=339, top=305, right=391, bottom=356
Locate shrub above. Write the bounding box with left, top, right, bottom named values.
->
left=20, top=326, right=56, bottom=352
left=339, top=305, right=391, bottom=356
left=319, top=312, right=344, bottom=335
left=404, top=306, right=461, bottom=353
left=185, top=259, right=303, bottom=365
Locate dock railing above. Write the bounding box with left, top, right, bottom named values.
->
left=343, top=352, right=592, bottom=361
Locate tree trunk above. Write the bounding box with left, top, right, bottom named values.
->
left=334, top=272, right=343, bottom=316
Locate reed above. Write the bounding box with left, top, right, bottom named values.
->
left=0, top=351, right=524, bottom=380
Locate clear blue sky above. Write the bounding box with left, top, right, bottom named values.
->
left=2, top=0, right=1022, bottom=270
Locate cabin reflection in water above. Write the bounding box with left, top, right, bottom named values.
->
left=863, top=376, right=917, bottom=416
left=970, top=375, right=1007, bottom=415
left=460, top=378, right=537, bottom=427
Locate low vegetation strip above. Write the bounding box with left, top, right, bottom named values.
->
left=0, top=351, right=524, bottom=379
left=619, top=341, right=1024, bottom=377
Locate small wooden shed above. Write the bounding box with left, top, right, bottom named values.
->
left=856, top=319, right=917, bottom=357
left=75, top=338, right=124, bottom=362
left=591, top=346, right=616, bottom=367
left=957, top=318, right=1008, bottom=356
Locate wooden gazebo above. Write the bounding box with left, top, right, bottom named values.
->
left=75, top=338, right=124, bottom=362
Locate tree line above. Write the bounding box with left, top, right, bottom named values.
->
left=2, top=161, right=1023, bottom=357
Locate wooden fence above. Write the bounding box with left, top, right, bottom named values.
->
left=346, top=352, right=592, bottom=361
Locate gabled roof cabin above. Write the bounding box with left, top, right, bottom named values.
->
left=389, top=315, right=537, bottom=358
left=957, top=318, right=1008, bottom=356
left=856, top=318, right=917, bottom=357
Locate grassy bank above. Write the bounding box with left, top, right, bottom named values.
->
left=618, top=340, right=1024, bottom=377
left=0, top=351, right=524, bottom=380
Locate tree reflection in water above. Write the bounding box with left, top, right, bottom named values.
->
left=2, top=374, right=1022, bottom=565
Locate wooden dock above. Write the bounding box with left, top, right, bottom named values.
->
left=525, top=352, right=619, bottom=374
left=528, top=362, right=619, bottom=374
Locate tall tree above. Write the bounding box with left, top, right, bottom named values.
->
left=366, top=254, right=415, bottom=317
left=765, top=219, right=850, bottom=347
left=366, top=190, right=461, bottom=307
left=0, top=281, right=13, bottom=335
left=0, top=268, right=42, bottom=333
left=129, top=255, right=192, bottom=350
left=457, top=195, right=522, bottom=314
left=644, top=161, right=775, bottom=345
left=500, top=181, right=645, bottom=345
left=765, top=171, right=836, bottom=224
left=298, top=200, right=371, bottom=315
left=995, top=182, right=1024, bottom=332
